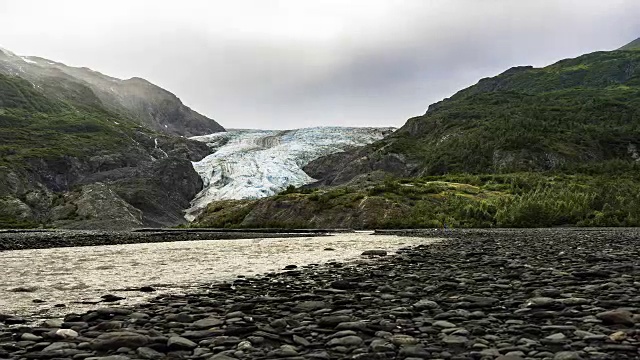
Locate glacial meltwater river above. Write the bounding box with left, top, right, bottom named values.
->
left=0, top=233, right=438, bottom=319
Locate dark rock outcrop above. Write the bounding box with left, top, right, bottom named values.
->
left=0, top=135, right=209, bottom=229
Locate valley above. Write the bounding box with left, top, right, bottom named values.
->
left=190, top=41, right=640, bottom=230
left=0, top=6, right=639, bottom=360
left=4, top=40, right=640, bottom=230
left=186, top=127, right=394, bottom=220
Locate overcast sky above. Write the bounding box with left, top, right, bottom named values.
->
left=1, top=0, right=639, bottom=129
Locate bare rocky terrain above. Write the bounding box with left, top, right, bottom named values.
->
left=0, top=228, right=638, bottom=359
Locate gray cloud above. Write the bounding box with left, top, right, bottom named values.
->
left=1, top=0, right=639, bottom=129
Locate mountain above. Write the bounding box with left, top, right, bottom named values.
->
left=0, top=47, right=224, bottom=136
left=0, top=49, right=220, bottom=229
left=304, top=48, right=640, bottom=186
left=185, top=127, right=394, bottom=220
left=191, top=41, right=640, bottom=229
left=619, top=38, right=640, bottom=51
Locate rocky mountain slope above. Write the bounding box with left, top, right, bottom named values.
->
left=0, top=49, right=221, bottom=229
left=0, top=47, right=224, bottom=136
left=304, top=45, right=640, bottom=186
left=185, top=127, right=394, bottom=220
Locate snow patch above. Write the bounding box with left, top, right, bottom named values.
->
left=185, top=127, right=394, bottom=221
left=20, top=56, right=37, bottom=64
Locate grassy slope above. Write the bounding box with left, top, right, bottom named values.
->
left=619, top=38, right=640, bottom=51
left=388, top=50, right=640, bottom=174
left=0, top=73, right=149, bottom=165
left=192, top=173, right=640, bottom=229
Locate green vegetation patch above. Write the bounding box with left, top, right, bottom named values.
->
left=0, top=73, right=163, bottom=167
left=192, top=173, right=640, bottom=229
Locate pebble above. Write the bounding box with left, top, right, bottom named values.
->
left=327, top=335, right=363, bottom=347
left=596, top=310, right=635, bottom=326
left=361, top=250, right=387, bottom=256
left=433, top=320, right=456, bottom=328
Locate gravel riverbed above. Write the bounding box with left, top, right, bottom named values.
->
left=0, top=229, right=639, bottom=360
left=0, top=233, right=433, bottom=319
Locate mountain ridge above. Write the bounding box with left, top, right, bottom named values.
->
left=303, top=48, right=640, bottom=185
left=0, top=46, right=225, bottom=137
left=619, top=37, right=640, bottom=50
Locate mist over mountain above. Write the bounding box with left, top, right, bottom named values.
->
left=0, top=47, right=224, bottom=137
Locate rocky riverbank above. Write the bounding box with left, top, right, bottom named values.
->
left=0, top=233, right=429, bottom=320
left=0, top=229, right=332, bottom=251
left=1, top=229, right=639, bottom=359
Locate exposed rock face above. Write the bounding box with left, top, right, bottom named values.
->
left=0, top=128, right=210, bottom=229
left=0, top=47, right=224, bottom=137
left=0, top=168, right=204, bottom=230
left=61, top=183, right=144, bottom=230
left=0, top=197, right=33, bottom=221
left=303, top=147, right=415, bottom=187
left=109, top=157, right=205, bottom=227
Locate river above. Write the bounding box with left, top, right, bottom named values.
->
left=0, top=233, right=438, bottom=319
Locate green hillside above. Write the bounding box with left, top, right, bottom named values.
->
left=0, top=73, right=145, bottom=164
left=304, top=49, right=640, bottom=184
left=191, top=173, right=640, bottom=229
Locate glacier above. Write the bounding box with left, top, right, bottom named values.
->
left=185, top=127, right=394, bottom=220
